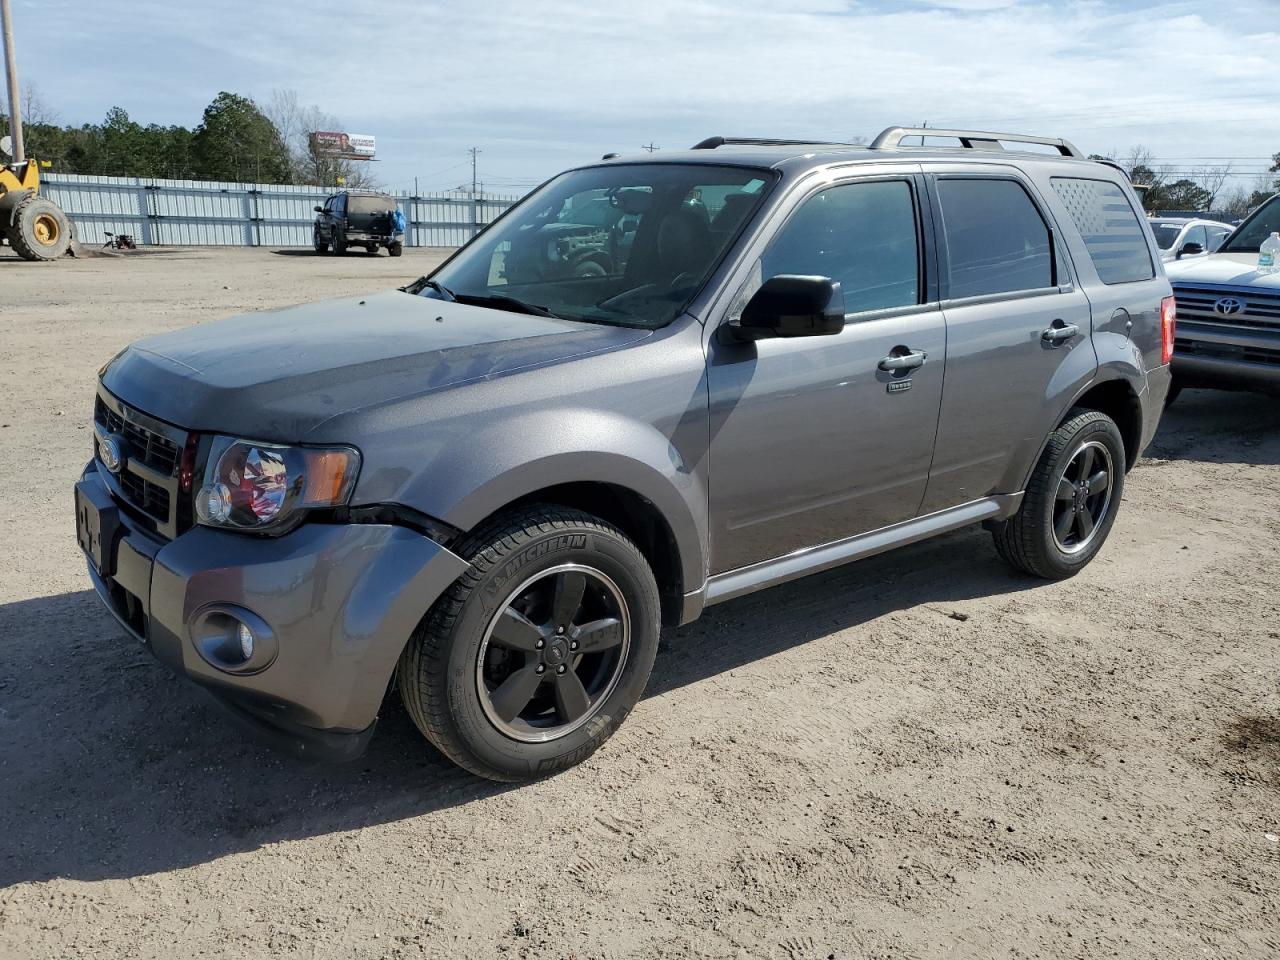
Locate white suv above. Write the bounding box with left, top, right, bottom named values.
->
left=1148, top=217, right=1234, bottom=263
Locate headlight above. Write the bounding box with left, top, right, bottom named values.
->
left=195, top=436, right=360, bottom=532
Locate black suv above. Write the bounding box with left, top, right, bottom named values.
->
left=313, top=191, right=404, bottom=256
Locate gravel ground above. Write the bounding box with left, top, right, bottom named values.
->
left=1, top=246, right=1278, bottom=960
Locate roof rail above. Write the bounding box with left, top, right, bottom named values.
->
left=690, top=136, right=850, bottom=150
left=870, top=126, right=1084, bottom=159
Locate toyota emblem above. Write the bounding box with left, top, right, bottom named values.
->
left=98, top=434, right=124, bottom=474
left=1213, top=296, right=1244, bottom=316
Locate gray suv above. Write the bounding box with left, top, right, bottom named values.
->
left=75, top=127, right=1174, bottom=780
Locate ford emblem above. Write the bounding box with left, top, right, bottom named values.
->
left=99, top=434, right=125, bottom=474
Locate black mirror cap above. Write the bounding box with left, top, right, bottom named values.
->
left=314, top=206, right=324, bottom=213
left=1177, top=241, right=1205, bottom=258
left=733, top=275, right=845, bottom=340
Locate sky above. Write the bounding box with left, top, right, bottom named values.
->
left=11, top=0, right=1279, bottom=196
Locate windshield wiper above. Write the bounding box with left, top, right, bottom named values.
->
left=456, top=293, right=560, bottom=320
left=417, top=279, right=457, bottom=301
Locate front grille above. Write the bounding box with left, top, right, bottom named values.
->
left=1175, top=337, right=1280, bottom=367
left=95, top=396, right=179, bottom=475
left=119, top=470, right=172, bottom=518
left=93, top=388, right=189, bottom=537
left=1173, top=285, right=1280, bottom=332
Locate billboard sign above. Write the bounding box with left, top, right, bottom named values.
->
left=310, top=131, right=376, bottom=160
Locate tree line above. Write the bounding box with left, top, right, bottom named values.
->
left=1091, top=146, right=1280, bottom=217
left=1, top=87, right=378, bottom=188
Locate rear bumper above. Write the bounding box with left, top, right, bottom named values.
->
left=77, top=462, right=469, bottom=760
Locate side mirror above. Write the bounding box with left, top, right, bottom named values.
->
left=314, top=205, right=324, bottom=213
left=1177, top=241, right=1204, bottom=259
left=726, top=276, right=845, bottom=341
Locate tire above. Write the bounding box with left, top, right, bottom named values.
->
left=9, top=196, right=72, bottom=261
left=388, top=242, right=403, bottom=258
left=330, top=230, right=347, bottom=255
left=313, top=230, right=328, bottom=254
left=991, top=408, right=1126, bottom=580
left=397, top=505, right=661, bottom=781
left=366, top=244, right=378, bottom=255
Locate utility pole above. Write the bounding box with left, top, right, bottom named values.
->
left=1, top=0, right=24, bottom=161
left=467, top=146, right=481, bottom=238
left=641, top=142, right=659, bottom=153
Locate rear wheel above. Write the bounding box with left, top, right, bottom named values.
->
left=9, top=197, right=72, bottom=261
left=991, top=409, right=1126, bottom=579
left=397, top=505, right=661, bottom=781
left=388, top=242, right=403, bottom=258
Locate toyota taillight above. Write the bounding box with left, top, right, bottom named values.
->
left=1160, top=296, right=1176, bottom=365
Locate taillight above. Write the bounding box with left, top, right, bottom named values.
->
left=1160, top=296, right=1176, bottom=365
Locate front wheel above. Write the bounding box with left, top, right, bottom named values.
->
left=398, top=506, right=661, bottom=781
left=991, top=409, right=1126, bottom=579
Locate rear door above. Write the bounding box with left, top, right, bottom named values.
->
left=1041, top=173, right=1168, bottom=384
left=706, top=170, right=947, bottom=574
left=918, top=167, right=1096, bottom=513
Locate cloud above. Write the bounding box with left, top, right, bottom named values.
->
left=14, top=0, right=1278, bottom=190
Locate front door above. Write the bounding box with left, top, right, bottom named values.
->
left=706, top=175, right=946, bottom=575
left=917, top=169, right=1097, bottom=514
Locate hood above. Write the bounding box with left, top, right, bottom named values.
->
left=101, top=290, right=651, bottom=439
left=1165, top=252, right=1280, bottom=290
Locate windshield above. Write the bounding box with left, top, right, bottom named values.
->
left=1222, top=195, right=1280, bottom=253
left=1149, top=220, right=1184, bottom=250
left=417, top=163, right=774, bottom=328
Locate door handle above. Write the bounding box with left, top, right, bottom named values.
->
left=1041, top=321, right=1079, bottom=345
left=878, top=350, right=927, bottom=372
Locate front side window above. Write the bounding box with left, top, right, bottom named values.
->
left=1050, top=177, right=1154, bottom=284
left=1221, top=195, right=1280, bottom=253
left=1184, top=225, right=1208, bottom=250
left=761, top=179, right=920, bottom=315
left=936, top=178, right=1053, bottom=298
left=423, top=164, right=773, bottom=329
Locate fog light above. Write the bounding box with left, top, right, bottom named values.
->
left=237, top=622, right=255, bottom=661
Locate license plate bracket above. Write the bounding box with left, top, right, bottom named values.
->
left=75, top=480, right=121, bottom=578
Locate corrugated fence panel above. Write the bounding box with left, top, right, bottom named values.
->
left=42, top=174, right=521, bottom=248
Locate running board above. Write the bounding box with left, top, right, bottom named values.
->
left=703, top=494, right=1021, bottom=607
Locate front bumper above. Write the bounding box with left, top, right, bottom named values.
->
left=76, top=462, right=469, bottom=760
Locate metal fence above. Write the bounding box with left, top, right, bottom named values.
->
left=41, top=174, right=522, bottom=248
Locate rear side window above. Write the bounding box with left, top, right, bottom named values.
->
left=935, top=178, right=1053, bottom=299
left=762, top=179, right=920, bottom=315
left=1051, top=177, right=1154, bottom=284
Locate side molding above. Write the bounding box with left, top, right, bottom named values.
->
left=701, top=494, right=1022, bottom=607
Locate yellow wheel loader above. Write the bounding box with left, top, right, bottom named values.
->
left=1, top=158, right=72, bottom=260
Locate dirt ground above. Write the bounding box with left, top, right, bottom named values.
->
left=1, top=245, right=1278, bottom=960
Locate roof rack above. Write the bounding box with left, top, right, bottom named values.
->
left=690, top=136, right=851, bottom=150
left=870, top=127, right=1084, bottom=159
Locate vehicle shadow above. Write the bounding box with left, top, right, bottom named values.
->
left=1147, top=387, right=1280, bottom=466
left=269, top=248, right=327, bottom=257
left=0, top=525, right=1033, bottom=888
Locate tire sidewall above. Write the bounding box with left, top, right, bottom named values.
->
left=1035, top=415, right=1126, bottom=576
left=436, top=522, right=660, bottom=779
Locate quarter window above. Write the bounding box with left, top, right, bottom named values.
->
left=761, top=180, right=920, bottom=315
left=936, top=178, right=1053, bottom=298
left=1051, top=177, right=1154, bottom=284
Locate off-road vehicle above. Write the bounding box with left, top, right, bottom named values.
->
left=313, top=190, right=404, bottom=256
left=76, top=127, right=1174, bottom=780
left=1165, top=193, right=1280, bottom=400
